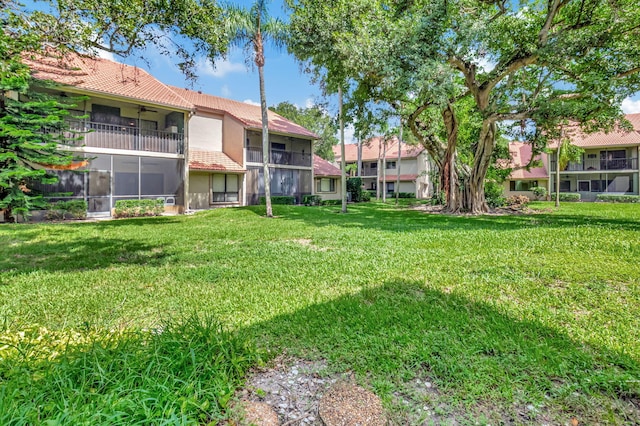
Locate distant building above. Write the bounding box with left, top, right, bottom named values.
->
left=332, top=137, right=433, bottom=198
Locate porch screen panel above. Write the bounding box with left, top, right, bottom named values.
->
left=113, top=155, right=139, bottom=196
left=141, top=157, right=182, bottom=196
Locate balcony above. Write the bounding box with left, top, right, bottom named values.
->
left=550, top=157, right=638, bottom=172
left=246, top=147, right=312, bottom=167
left=62, top=120, right=184, bottom=155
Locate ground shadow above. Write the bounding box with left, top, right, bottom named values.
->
left=0, top=235, right=170, bottom=279
left=268, top=203, right=640, bottom=233
left=244, top=280, right=640, bottom=423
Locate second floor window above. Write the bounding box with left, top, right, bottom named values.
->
left=386, top=161, right=397, bottom=169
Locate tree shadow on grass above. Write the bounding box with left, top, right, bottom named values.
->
left=0, top=236, right=170, bottom=279
left=271, top=203, right=640, bottom=233
left=244, top=280, right=640, bottom=423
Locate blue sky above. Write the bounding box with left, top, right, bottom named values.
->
left=104, top=0, right=326, bottom=112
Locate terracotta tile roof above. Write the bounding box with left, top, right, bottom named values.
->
left=548, top=114, right=640, bottom=148
left=333, top=137, right=424, bottom=162
left=378, top=174, right=418, bottom=182
left=505, top=142, right=548, bottom=180
left=168, top=86, right=318, bottom=139
left=313, top=155, right=341, bottom=177
left=25, top=53, right=192, bottom=110
left=189, top=150, right=244, bottom=172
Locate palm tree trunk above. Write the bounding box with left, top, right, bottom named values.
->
left=258, top=64, right=273, bottom=217
left=339, top=87, right=347, bottom=213
left=396, top=124, right=402, bottom=205
left=376, top=138, right=381, bottom=200
left=382, top=139, right=387, bottom=202
left=555, top=147, right=560, bottom=207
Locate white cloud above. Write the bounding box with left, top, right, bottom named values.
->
left=243, top=99, right=261, bottom=106
left=621, top=97, right=640, bottom=114
left=221, top=85, right=231, bottom=97
left=95, top=49, right=115, bottom=61
left=304, top=98, right=314, bottom=109
left=474, top=56, right=496, bottom=73
left=341, top=123, right=357, bottom=144
left=197, top=57, right=246, bottom=78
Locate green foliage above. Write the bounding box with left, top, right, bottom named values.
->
left=320, top=199, right=341, bottom=206
left=114, top=199, right=164, bottom=218
left=0, top=315, right=260, bottom=424
left=596, top=194, right=640, bottom=203
left=259, top=196, right=295, bottom=205
left=531, top=186, right=548, bottom=200
left=45, top=200, right=88, bottom=220
left=550, top=192, right=581, bottom=202
left=395, top=192, right=414, bottom=199
left=484, top=181, right=505, bottom=208
left=270, top=101, right=338, bottom=160
left=361, top=190, right=371, bottom=202
left=302, top=194, right=321, bottom=206
left=429, top=192, right=445, bottom=206
left=346, top=177, right=363, bottom=202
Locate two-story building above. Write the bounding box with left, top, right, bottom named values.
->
left=21, top=53, right=316, bottom=217
left=504, top=114, right=640, bottom=200
left=333, top=137, right=433, bottom=198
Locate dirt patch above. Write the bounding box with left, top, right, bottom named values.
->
left=409, top=204, right=541, bottom=216
left=288, top=239, right=329, bottom=252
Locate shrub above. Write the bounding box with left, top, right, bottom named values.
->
left=346, top=177, right=363, bottom=202
left=596, top=194, right=640, bottom=203
left=429, top=192, right=445, bottom=205
left=321, top=199, right=341, bottom=206
left=259, top=196, right=296, bottom=205
left=367, top=190, right=377, bottom=199
left=302, top=195, right=322, bottom=206
left=550, top=192, right=581, bottom=202
left=361, top=191, right=371, bottom=202
left=506, top=195, right=530, bottom=206
left=114, top=199, right=165, bottom=218
left=485, top=181, right=506, bottom=208
left=531, top=186, right=548, bottom=200
left=396, top=192, right=415, bottom=198
left=45, top=200, right=88, bottom=220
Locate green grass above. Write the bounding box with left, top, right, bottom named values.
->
left=1, top=201, right=639, bottom=424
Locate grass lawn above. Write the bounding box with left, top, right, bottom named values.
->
left=1, top=201, right=639, bottom=424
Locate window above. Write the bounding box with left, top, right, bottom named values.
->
left=509, top=180, right=538, bottom=191
left=560, top=180, right=571, bottom=192
left=212, top=174, right=239, bottom=202
left=386, top=161, right=396, bottom=170
left=370, top=162, right=377, bottom=169
left=386, top=182, right=395, bottom=193
left=316, top=178, right=336, bottom=193
left=578, top=180, right=590, bottom=192
left=271, top=142, right=286, bottom=151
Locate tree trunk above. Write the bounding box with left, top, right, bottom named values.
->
left=555, top=147, right=560, bottom=207
left=258, top=64, right=273, bottom=217
left=357, top=134, right=362, bottom=177
left=382, top=139, right=387, bottom=202
left=339, top=87, right=347, bottom=213
left=396, top=123, right=402, bottom=205
left=466, top=120, right=497, bottom=214
left=441, top=104, right=463, bottom=213
left=376, top=138, right=381, bottom=200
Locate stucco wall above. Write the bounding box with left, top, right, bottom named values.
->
left=222, top=116, right=245, bottom=165
left=189, top=113, right=223, bottom=151
left=314, top=177, right=342, bottom=201
left=189, top=172, right=211, bottom=210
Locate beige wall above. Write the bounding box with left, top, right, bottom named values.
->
left=314, top=177, right=342, bottom=201
left=189, top=113, right=223, bottom=151
left=398, top=158, right=418, bottom=174
left=189, top=172, right=211, bottom=210
left=222, top=116, right=245, bottom=165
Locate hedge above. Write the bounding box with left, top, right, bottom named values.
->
left=550, top=192, right=581, bottom=201
left=259, top=196, right=296, bottom=205
left=596, top=194, right=640, bottom=203
left=302, top=195, right=322, bottom=206
left=114, top=199, right=165, bottom=218
left=45, top=200, right=88, bottom=220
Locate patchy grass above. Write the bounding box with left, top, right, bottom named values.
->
left=1, top=201, right=639, bottom=424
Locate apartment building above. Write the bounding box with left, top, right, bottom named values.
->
left=505, top=114, right=640, bottom=200
left=332, top=136, right=433, bottom=198
left=20, top=54, right=316, bottom=217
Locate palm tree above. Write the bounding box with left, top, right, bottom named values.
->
left=554, top=138, right=583, bottom=207
left=225, top=0, right=286, bottom=217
